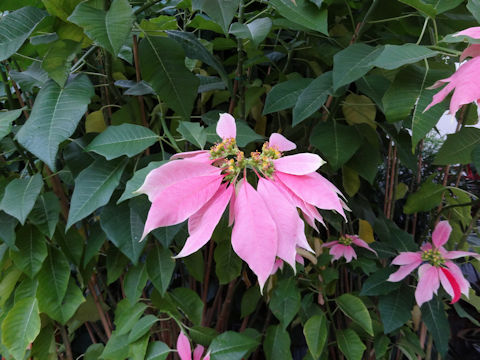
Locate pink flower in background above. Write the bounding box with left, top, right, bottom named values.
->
left=177, top=331, right=210, bottom=360
left=322, top=235, right=377, bottom=262
left=388, top=221, right=480, bottom=307
left=137, top=113, right=347, bottom=290
left=425, top=27, right=480, bottom=115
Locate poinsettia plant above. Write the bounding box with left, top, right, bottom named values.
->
left=0, top=1, right=480, bottom=360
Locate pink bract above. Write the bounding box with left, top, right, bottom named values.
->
left=322, top=234, right=377, bottom=263
left=137, top=113, right=348, bottom=290
left=177, top=331, right=210, bottom=360
left=388, top=220, right=480, bottom=307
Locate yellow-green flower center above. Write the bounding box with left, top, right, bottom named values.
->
left=338, top=236, right=353, bottom=246
left=421, top=248, right=445, bottom=267
left=209, top=139, right=281, bottom=182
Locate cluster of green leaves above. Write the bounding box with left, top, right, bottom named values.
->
left=0, top=0, right=480, bottom=359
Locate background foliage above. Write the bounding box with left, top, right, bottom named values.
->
left=0, top=0, right=480, bottom=359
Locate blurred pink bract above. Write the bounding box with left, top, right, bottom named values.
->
left=137, top=113, right=347, bottom=289
left=388, top=221, right=480, bottom=307
left=322, top=234, right=377, bottom=263
left=177, top=331, right=210, bottom=360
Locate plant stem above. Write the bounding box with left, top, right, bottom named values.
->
left=59, top=325, right=73, bottom=360
left=159, top=111, right=182, bottom=152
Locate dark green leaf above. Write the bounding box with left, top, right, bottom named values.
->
left=270, top=278, right=301, bottom=329
left=100, top=200, right=147, bottom=265
left=336, top=294, right=373, bottom=336
left=468, top=0, right=480, bottom=23
left=124, top=263, right=148, bottom=304
left=1, top=297, right=41, bottom=360
left=241, top=286, right=261, bottom=318
left=118, top=161, right=167, bottom=203
left=0, top=174, right=43, bottom=225
left=42, top=40, right=81, bottom=87
left=292, top=72, right=332, bottom=126
left=379, top=285, right=415, bottom=333
left=28, top=192, right=60, bottom=238
left=146, top=243, right=175, bottom=295
left=68, top=0, right=133, bottom=56
left=270, top=0, right=328, bottom=35
left=86, top=124, right=158, bottom=160
left=192, top=0, right=240, bottom=34
left=435, top=127, right=480, bottom=165
left=399, top=0, right=436, bottom=17
left=263, top=78, right=312, bottom=115
left=170, top=287, right=203, bottom=326
left=145, top=341, right=170, bottom=360
left=336, top=329, right=366, bottom=360
left=360, top=267, right=401, bottom=296
left=102, top=332, right=129, bottom=360
left=421, top=297, right=450, bottom=356
left=0, top=7, right=47, bottom=61
left=0, top=109, right=23, bottom=141
left=209, top=331, right=259, bottom=360
left=10, top=225, right=47, bottom=279
left=9, top=62, right=48, bottom=92
left=139, top=36, right=199, bottom=120
left=263, top=325, right=292, bottom=360
left=177, top=121, right=207, bottom=149
left=310, top=120, right=363, bottom=171
left=67, top=157, right=127, bottom=229
left=16, top=75, right=94, bottom=171
left=372, top=44, right=437, bottom=70
left=0, top=211, right=17, bottom=248
left=114, top=299, right=147, bottom=336
left=128, top=315, right=158, bottom=344
left=229, top=18, right=272, bottom=48
left=303, top=313, right=328, bottom=358
left=404, top=177, right=445, bottom=214
left=215, top=238, right=242, bottom=285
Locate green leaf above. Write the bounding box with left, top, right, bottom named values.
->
left=374, top=217, right=417, bottom=252
left=86, top=124, right=158, bottom=160
left=342, top=165, right=360, bottom=197
left=303, top=313, right=328, bottom=358
left=68, top=0, right=133, bottom=56
left=371, top=44, right=437, bottom=70
left=1, top=297, right=41, bottom=360
left=379, top=285, right=415, bottom=333
left=10, top=62, right=48, bottom=92
left=102, top=332, right=129, bottom=360
left=67, top=157, right=127, bottom=229
left=360, top=267, right=401, bottom=296
left=128, top=315, right=158, bottom=344
left=0, top=6, right=47, bottom=61
left=263, top=325, right=292, bottom=360
left=435, top=127, right=480, bottom=165
left=209, top=331, right=259, bottom=360
left=42, top=0, right=83, bottom=21
left=0, top=266, right=22, bottom=307
left=85, top=344, right=105, bottom=360
left=336, top=294, right=373, bottom=336
left=129, top=333, right=150, bottom=360
left=118, top=161, right=167, bottom=203
left=16, top=75, right=94, bottom=171
left=468, top=0, right=480, bottom=23
left=0, top=174, right=43, bottom=225
left=404, top=178, right=445, bottom=214
left=145, top=341, right=170, bottom=360
left=31, top=322, right=56, bottom=360
left=342, top=94, right=376, bottom=128
left=124, top=263, right=148, bottom=304
left=0, top=109, right=23, bottom=141
left=421, top=297, right=450, bottom=356
left=100, top=200, right=147, bottom=264
left=83, top=223, right=106, bottom=267
left=0, top=211, right=17, bottom=248
left=10, top=225, right=47, bottom=279
left=214, top=238, right=242, bottom=285
left=42, top=40, right=81, bottom=87
left=263, top=78, right=312, bottom=115
left=374, top=335, right=390, bottom=360
left=28, top=192, right=60, bottom=238
left=177, top=121, right=207, bottom=149
left=146, top=243, right=175, bottom=295
left=229, top=18, right=272, bottom=48
left=115, top=299, right=147, bottom=336
left=170, top=287, right=203, bottom=326
left=292, top=72, right=332, bottom=126
left=269, top=278, right=301, bottom=329
left=336, top=329, right=366, bottom=360
left=346, top=143, right=381, bottom=184
left=139, top=36, right=199, bottom=120
left=332, top=44, right=383, bottom=91
left=46, top=278, right=85, bottom=324
left=235, top=121, right=264, bottom=147
left=192, top=0, right=240, bottom=34
left=166, top=30, right=230, bottom=90
left=399, top=0, right=437, bottom=17
left=310, top=121, right=363, bottom=171
left=106, top=246, right=130, bottom=285
left=241, top=286, right=261, bottom=318
left=382, top=66, right=424, bottom=123
left=270, top=0, right=328, bottom=35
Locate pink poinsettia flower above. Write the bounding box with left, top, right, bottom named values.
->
left=425, top=27, right=480, bottom=115
left=177, top=331, right=210, bottom=360
left=322, top=235, right=377, bottom=262
left=137, top=113, right=347, bottom=289
left=388, top=221, right=480, bottom=307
